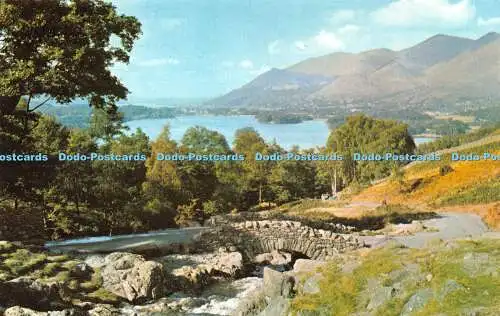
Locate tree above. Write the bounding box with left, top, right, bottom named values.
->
left=233, top=127, right=273, bottom=205
left=269, top=146, right=317, bottom=204
left=0, top=0, right=141, bottom=115
left=327, top=114, right=416, bottom=185
left=143, top=126, right=183, bottom=228
left=92, top=129, right=150, bottom=235
left=178, top=126, right=231, bottom=211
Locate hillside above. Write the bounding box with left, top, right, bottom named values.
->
left=210, top=32, right=500, bottom=109
left=351, top=130, right=500, bottom=228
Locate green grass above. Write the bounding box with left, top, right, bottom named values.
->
left=1, top=248, right=48, bottom=275
left=87, top=288, right=122, bottom=304
left=291, top=239, right=500, bottom=316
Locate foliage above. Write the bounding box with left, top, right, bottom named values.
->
left=0, top=0, right=141, bottom=114
left=327, top=114, right=416, bottom=185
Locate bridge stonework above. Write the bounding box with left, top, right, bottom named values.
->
left=196, top=220, right=365, bottom=261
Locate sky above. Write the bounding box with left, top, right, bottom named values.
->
left=109, top=0, right=500, bottom=101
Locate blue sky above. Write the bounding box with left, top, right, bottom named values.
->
left=109, top=0, right=500, bottom=101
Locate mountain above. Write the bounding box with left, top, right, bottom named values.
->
left=209, top=68, right=334, bottom=107
left=210, top=32, right=500, bottom=109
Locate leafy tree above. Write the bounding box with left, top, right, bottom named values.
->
left=269, top=147, right=317, bottom=204
left=327, top=114, right=415, bottom=185
left=89, top=107, right=126, bottom=143
left=178, top=126, right=231, bottom=213
left=92, top=129, right=150, bottom=235
left=143, top=126, right=183, bottom=228
left=0, top=0, right=141, bottom=115
left=233, top=127, right=273, bottom=205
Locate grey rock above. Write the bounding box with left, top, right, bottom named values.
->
left=101, top=252, right=164, bottom=303
left=257, top=296, right=290, bottom=316
left=2, top=277, right=70, bottom=310
left=293, top=259, right=326, bottom=273
left=69, top=262, right=93, bottom=280
left=4, top=306, right=48, bottom=316
left=263, top=267, right=285, bottom=298
left=367, top=286, right=396, bottom=311
left=301, top=273, right=322, bottom=295
left=438, top=279, right=464, bottom=300
left=88, top=304, right=121, bottom=316
left=401, top=288, right=433, bottom=316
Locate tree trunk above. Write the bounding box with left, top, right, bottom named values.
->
left=258, top=183, right=262, bottom=204
left=331, top=168, right=337, bottom=195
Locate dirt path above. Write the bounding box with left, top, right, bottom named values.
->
left=361, top=212, right=494, bottom=249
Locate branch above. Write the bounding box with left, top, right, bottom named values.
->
left=28, top=97, right=51, bottom=112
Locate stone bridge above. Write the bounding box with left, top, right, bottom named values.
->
left=195, top=220, right=365, bottom=261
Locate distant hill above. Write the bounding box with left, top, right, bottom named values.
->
left=210, top=32, right=500, bottom=109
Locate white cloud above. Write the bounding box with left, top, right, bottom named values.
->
left=293, top=31, right=344, bottom=54
left=478, top=16, right=500, bottom=27
left=337, top=24, right=361, bottom=35
left=294, top=41, right=307, bottom=51
left=372, top=0, right=476, bottom=27
left=268, top=40, right=281, bottom=55
left=313, top=30, right=345, bottom=50
left=139, top=58, right=180, bottom=67
left=330, top=10, right=356, bottom=24
left=239, top=59, right=254, bottom=69
left=159, top=18, right=185, bottom=31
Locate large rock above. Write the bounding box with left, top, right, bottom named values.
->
left=401, top=288, right=433, bottom=316
left=3, top=307, right=84, bottom=316
left=262, top=267, right=295, bottom=299
left=293, top=259, right=326, bottom=273
left=101, top=252, right=164, bottom=303
left=213, top=251, right=244, bottom=277
left=4, top=306, right=47, bottom=316
left=1, top=277, right=70, bottom=310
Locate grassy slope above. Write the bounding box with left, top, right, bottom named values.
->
left=352, top=132, right=500, bottom=229
left=291, top=238, right=500, bottom=316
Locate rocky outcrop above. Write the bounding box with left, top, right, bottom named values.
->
left=3, top=306, right=85, bottom=316
left=161, top=251, right=244, bottom=293
left=100, top=253, right=164, bottom=303
left=0, top=277, right=71, bottom=310
left=197, top=220, right=364, bottom=261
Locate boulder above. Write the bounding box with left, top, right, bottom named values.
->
left=69, top=263, right=93, bottom=280
left=401, top=288, right=433, bottom=316
left=262, top=267, right=295, bottom=299
left=293, top=259, right=326, bottom=273
left=3, top=307, right=84, bottom=316
left=87, top=304, right=121, bottom=316
left=1, top=277, right=70, bottom=310
left=101, top=252, right=164, bottom=303
left=4, top=306, right=47, bottom=316
left=301, top=274, right=322, bottom=295
left=212, top=251, right=244, bottom=277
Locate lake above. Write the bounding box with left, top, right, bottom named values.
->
left=126, top=115, right=434, bottom=149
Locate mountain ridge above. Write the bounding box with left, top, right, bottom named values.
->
left=209, top=32, right=500, bottom=109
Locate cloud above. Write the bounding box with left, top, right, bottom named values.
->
left=313, top=30, right=345, bottom=50
left=239, top=59, right=254, bottom=69
left=268, top=40, right=281, bottom=55
left=330, top=10, right=356, bottom=24
left=337, top=24, right=361, bottom=35
left=159, top=18, right=185, bottom=31
left=294, top=41, right=307, bottom=51
left=372, top=0, right=476, bottom=27
left=478, top=16, right=500, bottom=27
left=139, top=58, right=180, bottom=67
